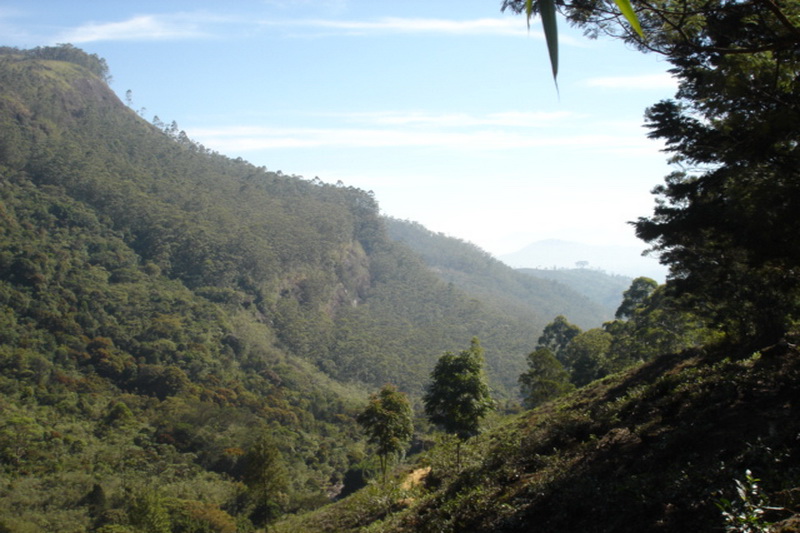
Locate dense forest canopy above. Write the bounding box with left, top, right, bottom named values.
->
left=4, top=0, right=800, bottom=523
left=269, top=0, right=800, bottom=529
left=0, top=44, right=616, bottom=530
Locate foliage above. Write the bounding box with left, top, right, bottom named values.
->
left=296, top=342, right=800, bottom=532
left=506, top=0, right=800, bottom=348
left=604, top=285, right=721, bottom=367
left=241, top=435, right=289, bottom=527
left=716, top=470, right=775, bottom=533
left=615, top=276, right=657, bottom=320
left=424, top=338, right=494, bottom=468
left=561, top=327, right=613, bottom=386
left=526, top=279, right=719, bottom=392
left=536, top=315, right=582, bottom=362
left=357, top=384, right=414, bottom=483
left=518, top=347, right=574, bottom=408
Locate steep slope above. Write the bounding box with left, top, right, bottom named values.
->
left=0, top=46, right=545, bottom=397
left=273, top=342, right=800, bottom=532
left=0, top=45, right=548, bottom=530
left=516, top=267, right=632, bottom=318
left=385, top=218, right=609, bottom=329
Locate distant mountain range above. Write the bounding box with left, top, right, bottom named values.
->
left=500, top=239, right=668, bottom=281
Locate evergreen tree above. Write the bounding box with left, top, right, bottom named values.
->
left=242, top=435, right=288, bottom=527
left=537, top=315, right=582, bottom=365
left=518, top=347, right=574, bottom=408
left=505, top=0, right=800, bottom=345
left=615, top=277, right=658, bottom=320
left=356, top=384, right=414, bottom=483
left=424, top=338, right=493, bottom=466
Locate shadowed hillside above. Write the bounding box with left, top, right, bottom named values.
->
left=272, top=342, right=800, bottom=532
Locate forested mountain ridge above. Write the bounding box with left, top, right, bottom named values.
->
left=385, top=218, right=612, bottom=329
left=0, top=45, right=551, bottom=397
left=271, top=0, right=800, bottom=526
left=515, top=267, right=632, bottom=318
left=0, top=45, right=596, bottom=530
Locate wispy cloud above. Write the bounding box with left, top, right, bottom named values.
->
left=52, top=10, right=535, bottom=44
left=55, top=12, right=233, bottom=43
left=282, top=17, right=528, bottom=36
left=188, top=110, right=590, bottom=151
left=328, top=110, right=578, bottom=127
left=188, top=122, right=654, bottom=154
left=583, top=72, right=677, bottom=90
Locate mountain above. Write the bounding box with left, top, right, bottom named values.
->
left=500, top=239, right=668, bottom=281
left=0, top=45, right=614, bottom=530
left=516, top=267, right=633, bottom=318
left=385, top=218, right=612, bottom=328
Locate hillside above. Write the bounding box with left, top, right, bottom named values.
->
left=385, top=218, right=610, bottom=329
left=273, top=341, right=800, bottom=532
left=0, top=45, right=591, bottom=530
left=516, top=267, right=632, bottom=318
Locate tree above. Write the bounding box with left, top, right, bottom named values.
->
left=605, top=285, right=720, bottom=368
left=424, top=337, right=493, bottom=466
left=128, top=488, right=171, bottom=533
left=536, top=315, right=582, bottom=364
left=505, top=0, right=800, bottom=344
left=632, top=0, right=800, bottom=343
left=242, top=435, right=288, bottom=527
left=615, top=276, right=658, bottom=320
left=518, top=347, right=574, bottom=408
left=356, top=384, right=414, bottom=483
left=562, top=328, right=613, bottom=387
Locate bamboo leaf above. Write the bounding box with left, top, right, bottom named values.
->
left=613, top=0, right=644, bottom=38
left=525, top=0, right=533, bottom=25
left=539, top=0, right=559, bottom=81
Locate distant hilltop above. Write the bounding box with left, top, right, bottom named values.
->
left=500, top=239, right=668, bottom=281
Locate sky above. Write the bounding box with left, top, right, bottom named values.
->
left=2, top=0, right=677, bottom=275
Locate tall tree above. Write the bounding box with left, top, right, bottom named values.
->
left=518, top=346, right=574, bottom=408
left=505, top=0, right=800, bottom=344
left=424, top=338, right=494, bottom=466
left=356, top=384, right=414, bottom=483
left=615, top=277, right=658, bottom=320
left=242, top=435, right=288, bottom=527
left=536, top=315, right=582, bottom=364
left=563, top=328, right=613, bottom=387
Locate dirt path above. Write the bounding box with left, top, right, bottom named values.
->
left=401, top=466, right=431, bottom=490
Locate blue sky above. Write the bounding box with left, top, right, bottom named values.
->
left=2, top=0, right=676, bottom=274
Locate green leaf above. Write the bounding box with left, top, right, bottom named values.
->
left=525, top=0, right=558, bottom=83
left=525, top=0, right=534, bottom=28
left=612, top=0, right=644, bottom=38
left=539, top=0, right=559, bottom=81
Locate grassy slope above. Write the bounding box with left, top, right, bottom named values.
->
left=274, top=341, right=800, bottom=532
